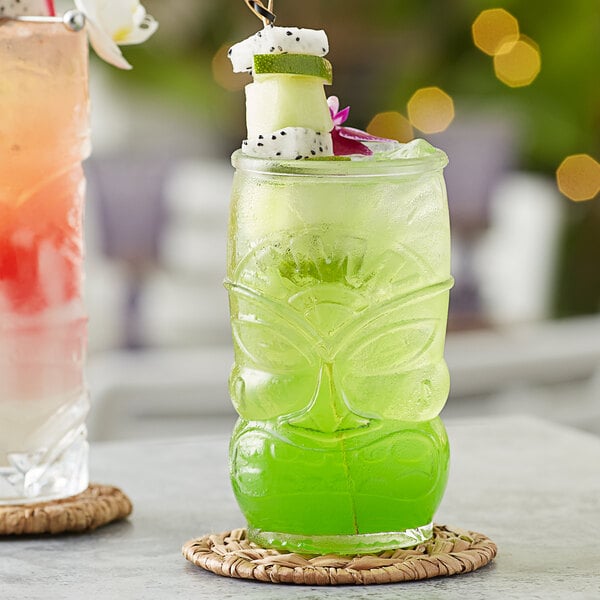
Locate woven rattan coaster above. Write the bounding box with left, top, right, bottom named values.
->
left=183, top=525, right=497, bottom=585
left=0, top=484, right=132, bottom=536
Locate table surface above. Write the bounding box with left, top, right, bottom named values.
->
left=2, top=416, right=599, bottom=600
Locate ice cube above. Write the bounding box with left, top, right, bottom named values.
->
left=362, top=139, right=402, bottom=156
left=388, top=139, right=441, bottom=159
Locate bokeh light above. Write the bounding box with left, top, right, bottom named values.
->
left=212, top=43, right=250, bottom=91
left=367, top=111, right=414, bottom=143
left=556, top=154, right=600, bottom=202
left=493, top=36, right=541, bottom=87
left=472, top=9, right=520, bottom=56
left=407, top=87, right=455, bottom=134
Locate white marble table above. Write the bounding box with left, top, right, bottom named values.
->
left=2, top=416, right=599, bottom=599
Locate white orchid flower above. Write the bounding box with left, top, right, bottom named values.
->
left=74, top=0, right=158, bottom=70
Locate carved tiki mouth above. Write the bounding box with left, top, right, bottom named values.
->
left=282, top=419, right=375, bottom=443
left=277, top=418, right=380, bottom=451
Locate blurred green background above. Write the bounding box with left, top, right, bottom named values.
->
left=100, top=0, right=600, bottom=319
left=118, top=1, right=599, bottom=162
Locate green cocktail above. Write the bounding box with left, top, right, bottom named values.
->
left=226, top=151, right=452, bottom=554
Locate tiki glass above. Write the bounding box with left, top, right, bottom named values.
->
left=0, top=22, right=90, bottom=503
left=226, top=150, right=453, bottom=554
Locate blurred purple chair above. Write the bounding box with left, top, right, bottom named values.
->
left=428, top=113, right=519, bottom=329
left=85, top=157, right=173, bottom=347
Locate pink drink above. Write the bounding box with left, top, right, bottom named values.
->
left=0, top=21, right=90, bottom=503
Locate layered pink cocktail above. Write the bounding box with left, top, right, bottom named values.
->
left=0, top=20, right=90, bottom=503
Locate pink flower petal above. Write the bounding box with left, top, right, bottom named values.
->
left=327, top=96, right=396, bottom=155
left=334, top=106, right=351, bottom=126
left=332, top=129, right=373, bottom=156
left=339, top=126, right=393, bottom=142
left=327, top=96, right=340, bottom=116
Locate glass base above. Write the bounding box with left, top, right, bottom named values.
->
left=248, top=522, right=434, bottom=554
left=0, top=425, right=88, bottom=506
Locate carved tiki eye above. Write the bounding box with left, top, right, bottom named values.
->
left=336, top=291, right=451, bottom=422
left=227, top=286, right=320, bottom=421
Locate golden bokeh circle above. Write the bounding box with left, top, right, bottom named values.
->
left=407, top=87, right=455, bottom=134
left=367, top=111, right=414, bottom=143
left=556, top=154, right=600, bottom=202
left=493, top=37, right=541, bottom=87
left=472, top=9, right=520, bottom=56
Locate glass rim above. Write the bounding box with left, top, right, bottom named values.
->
left=231, top=148, right=448, bottom=178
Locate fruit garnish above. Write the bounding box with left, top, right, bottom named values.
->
left=229, top=25, right=329, bottom=73
left=242, top=127, right=333, bottom=160
left=1, top=1, right=157, bottom=70
left=308, top=155, right=352, bottom=161
left=0, top=1, right=54, bottom=17
left=246, top=74, right=333, bottom=139
left=253, top=53, right=333, bottom=84
left=231, top=5, right=335, bottom=160
left=242, top=57, right=334, bottom=159
left=328, top=96, right=393, bottom=156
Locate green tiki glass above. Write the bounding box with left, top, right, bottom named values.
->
left=226, top=149, right=452, bottom=554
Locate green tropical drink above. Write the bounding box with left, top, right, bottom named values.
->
left=227, top=151, right=452, bottom=554
left=226, top=13, right=452, bottom=554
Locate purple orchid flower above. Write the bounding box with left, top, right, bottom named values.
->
left=328, top=96, right=392, bottom=156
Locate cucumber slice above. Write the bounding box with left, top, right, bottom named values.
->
left=245, top=75, right=333, bottom=139
left=253, top=54, right=333, bottom=84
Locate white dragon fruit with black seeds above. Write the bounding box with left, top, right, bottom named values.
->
left=243, top=127, right=333, bottom=160
left=0, top=0, right=53, bottom=16
left=229, top=25, right=329, bottom=73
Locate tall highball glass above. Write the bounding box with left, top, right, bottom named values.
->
left=0, top=21, right=90, bottom=504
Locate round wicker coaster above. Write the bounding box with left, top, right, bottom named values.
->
left=0, top=484, right=132, bottom=536
left=183, top=525, right=497, bottom=586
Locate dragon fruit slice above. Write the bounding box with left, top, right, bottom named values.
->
left=242, top=127, right=334, bottom=160
left=0, top=0, right=54, bottom=16
left=229, top=25, right=329, bottom=73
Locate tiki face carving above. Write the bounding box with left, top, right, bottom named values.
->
left=227, top=230, right=452, bottom=433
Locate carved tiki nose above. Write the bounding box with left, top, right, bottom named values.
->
left=288, top=363, right=369, bottom=433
